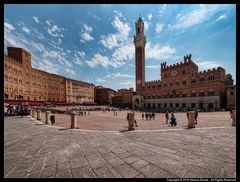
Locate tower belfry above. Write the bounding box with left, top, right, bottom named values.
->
left=134, top=17, right=147, bottom=93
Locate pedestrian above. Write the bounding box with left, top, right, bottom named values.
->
left=20, top=106, right=24, bottom=117
left=229, top=108, right=233, bottom=118
left=170, top=113, right=177, bottom=127
left=142, top=113, right=144, bottom=120
left=165, top=111, right=169, bottom=124
left=195, top=110, right=198, bottom=124
left=152, top=112, right=155, bottom=120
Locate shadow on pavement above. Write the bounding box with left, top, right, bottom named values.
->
left=59, top=128, right=69, bottom=131
left=119, top=129, right=133, bottom=132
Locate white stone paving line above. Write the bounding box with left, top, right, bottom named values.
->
left=28, top=115, right=233, bottom=133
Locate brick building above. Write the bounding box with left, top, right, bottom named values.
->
left=226, top=85, right=236, bottom=110
left=65, top=78, right=95, bottom=103
left=112, top=88, right=134, bottom=108
left=4, top=47, right=94, bottom=103
left=133, top=18, right=234, bottom=111
left=94, top=86, right=116, bottom=105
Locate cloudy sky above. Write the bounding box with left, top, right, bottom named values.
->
left=4, top=4, right=236, bottom=90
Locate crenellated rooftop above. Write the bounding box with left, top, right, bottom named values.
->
left=198, top=67, right=225, bottom=74
left=145, top=80, right=161, bottom=84
left=161, top=54, right=198, bottom=70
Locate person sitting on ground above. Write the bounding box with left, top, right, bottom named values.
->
left=169, top=113, right=177, bottom=127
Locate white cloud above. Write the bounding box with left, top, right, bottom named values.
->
left=196, top=61, right=222, bottom=71
left=159, top=4, right=167, bottom=16
left=80, top=24, right=94, bottom=42
left=106, top=72, right=134, bottom=78
left=33, top=16, right=40, bottom=23
left=37, top=59, right=61, bottom=75
left=118, top=80, right=134, bottom=86
left=45, top=50, right=72, bottom=68
left=46, top=20, right=51, bottom=26
left=114, top=10, right=123, bottom=17
left=148, top=13, right=152, bottom=21
left=47, top=24, right=64, bottom=38
left=100, top=34, right=119, bottom=49
left=100, top=15, right=131, bottom=50
left=112, top=43, right=134, bottom=65
left=86, top=54, right=117, bottom=68
left=22, top=26, right=31, bottom=34
left=76, top=51, right=85, bottom=58
left=4, top=22, right=15, bottom=31
left=170, top=4, right=226, bottom=31
left=4, top=26, right=75, bottom=78
left=80, top=32, right=94, bottom=42
left=112, top=15, right=131, bottom=37
left=144, top=21, right=150, bottom=31
left=215, top=14, right=227, bottom=22
left=155, top=23, right=163, bottom=33
left=33, top=28, right=45, bottom=40
left=96, top=78, right=106, bottom=83
left=93, top=15, right=101, bottom=21
left=73, top=51, right=85, bottom=65
left=146, top=43, right=176, bottom=60
left=73, top=57, right=83, bottom=65
left=146, top=65, right=160, bottom=69
left=83, top=24, right=93, bottom=32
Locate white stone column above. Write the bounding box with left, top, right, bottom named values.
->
left=71, top=113, right=77, bottom=129
left=128, top=113, right=134, bottom=130
left=32, top=109, right=36, bottom=118
left=232, top=110, right=236, bottom=126
left=37, top=110, right=41, bottom=120
left=187, top=111, right=196, bottom=128
left=29, top=109, right=33, bottom=117
left=45, top=111, right=51, bottom=125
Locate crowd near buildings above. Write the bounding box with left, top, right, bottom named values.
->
left=4, top=18, right=235, bottom=112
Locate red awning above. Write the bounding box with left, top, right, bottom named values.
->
left=83, top=102, right=96, bottom=105
left=4, top=101, right=23, bottom=105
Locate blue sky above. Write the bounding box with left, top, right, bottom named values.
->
left=4, top=4, right=236, bottom=91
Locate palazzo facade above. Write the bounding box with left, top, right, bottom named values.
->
left=133, top=18, right=234, bottom=111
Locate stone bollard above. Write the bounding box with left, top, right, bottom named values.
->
left=45, top=111, right=51, bottom=125
left=29, top=109, right=32, bottom=117
left=37, top=110, right=41, bottom=120
left=71, top=113, right=77, bottom=129
left=232, top=110, right=236, bottom=126
left=187, top=111, right=196, bottom=128
left=128, top=113, right=134, bottom=130
left=32, top=109, right=36, bottom=118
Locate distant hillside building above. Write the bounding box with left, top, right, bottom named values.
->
left=133, top=18, right=234, bottom=111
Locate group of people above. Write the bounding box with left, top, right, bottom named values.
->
left=165, top=111, right=177, bottom=127
left=142, top=112, right=155, bottom=120
left=4, top=105, right=29, bottom=117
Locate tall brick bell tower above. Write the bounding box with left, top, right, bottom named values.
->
left=134, top=17, right=146, bottom=94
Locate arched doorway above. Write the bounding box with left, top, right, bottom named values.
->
left=134, top=98, right=140, bottom=109
left=199, top=103, right=204, bottom=111
left=208, top=103, right=214, bottom=112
